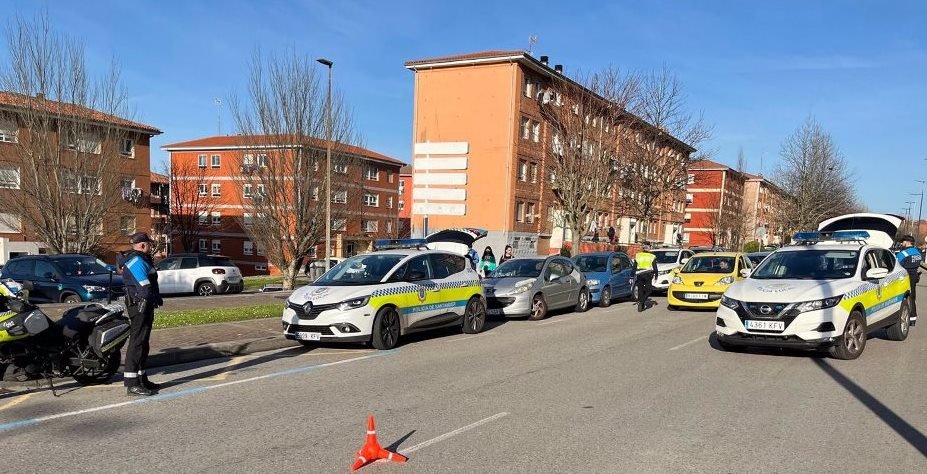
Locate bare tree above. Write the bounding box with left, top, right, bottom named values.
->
left=231, top=49, right=360, bottom=289
left=0, top=14, right=142, bottom=254
left=164, top=160, right=217, bottom=253
left=774, top=117, right=858, bottom=234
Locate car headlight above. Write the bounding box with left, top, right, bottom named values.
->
left=658, top=270, right=671, bottom=276
left=338, top=296, right=370, bottom=311
left=509, top=284, right=532, bottom=295
left=586, top=279, right=600, bottom=287
left=720, top=295, right=739, bottom=309
left=83, top=285, right=106, bottom=293
left=715, top=276, right=734, bottom=286
left=671, top=276, right=683, bottom=285
left=793, top=296, right=843, bottom=313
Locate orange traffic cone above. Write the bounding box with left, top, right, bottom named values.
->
left=350, top=415, right=408, bottom=471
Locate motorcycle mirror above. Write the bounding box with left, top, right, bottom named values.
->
left=106, top=264, right=117, bottom=273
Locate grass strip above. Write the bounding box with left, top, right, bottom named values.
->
left=154, top=303, right=283, bottom=329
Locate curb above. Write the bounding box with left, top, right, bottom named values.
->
left=147, top=335, right=299, bottom=368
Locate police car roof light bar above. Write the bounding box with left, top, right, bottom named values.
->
left=373, top=239, right=429, bottom=251
left=791, top=230, right=870, bottom=245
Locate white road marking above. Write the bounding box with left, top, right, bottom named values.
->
left=400, top=412, right=509, bottom=454
left=668, top=335, right=708, bottom=351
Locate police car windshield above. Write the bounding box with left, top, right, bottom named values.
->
left=491, top=259, right=544, bottom=278
left=51, top=256, right=110, bottom=276
left=574, top=255, right=608, bottom=273
left=680, top=256, right=735, bottom=274
left=652, top=251, right=679, bottom=264
left=751, top=250, right=859, bottom=280
left=312, top=254, right=405, bottom=286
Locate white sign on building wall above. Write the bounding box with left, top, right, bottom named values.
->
left=412, top=141, right=469, bottom=216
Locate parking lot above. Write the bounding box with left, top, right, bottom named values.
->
left=2, top=287, right=926, bottom=472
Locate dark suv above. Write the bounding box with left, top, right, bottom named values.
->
left=0, top=254, right=123, bottom=303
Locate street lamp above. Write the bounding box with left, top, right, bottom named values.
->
left=912, top=178, right=926, bottom=245
left=317, top=57, right=333, bottom=271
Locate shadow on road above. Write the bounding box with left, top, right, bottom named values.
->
left=386, top=430, right=417, bottom=452
left=813, top=358, right=927, bottom=457
left=154, top=346, right=311, bottom=387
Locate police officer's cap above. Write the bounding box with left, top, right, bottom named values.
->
left=900, top=235, right=916, bottom=244
left=129, top=232, right=154, bottom=244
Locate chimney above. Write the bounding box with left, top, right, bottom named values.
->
left=554, top=64, right=563, bottom=74
left=540, top=55, right=549, bottom=66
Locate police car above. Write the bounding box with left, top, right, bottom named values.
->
left=715, top=213, right=912, bottom=360
left=282, top=239, right=486, bottom=350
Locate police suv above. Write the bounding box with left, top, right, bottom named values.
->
left=282, top=240, right=486, bottom=350
left=715, top=214, right=912, bottom=360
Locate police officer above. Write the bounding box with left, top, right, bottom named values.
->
left=122, top=232, right=163, bottom=396
left=897, top=235, right=923, bottom=326
left=634, top=245, right=659, bottom=312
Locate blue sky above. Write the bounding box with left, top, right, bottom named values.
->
left=6, top=0, right=927, bottom=215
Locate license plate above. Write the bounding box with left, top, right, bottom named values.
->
left=229, top=277, right=241, bottom=283
left=295, top=331, right=322, bottom=341
left=685, top=293, right=709, bottom=300
left=746, top=320, right=785, bottom=331
left=487, top=309, right=502, bottom=315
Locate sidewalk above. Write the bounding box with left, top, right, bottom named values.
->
left=146, top=317, right=296, bottom=367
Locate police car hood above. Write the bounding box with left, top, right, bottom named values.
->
left=288, top=284, right=368, bottom=305
left=726, top=278, right=863, bottom=303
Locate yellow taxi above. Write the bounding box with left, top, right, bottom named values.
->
left=667, top=252, right=752, bottom=310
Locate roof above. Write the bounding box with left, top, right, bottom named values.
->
left=688, top=159, right=736, bottom=171
left=0, top=91, right=161, bottom=135
left=404, top=50, right=525, bottom=67
left=399, top=165, right=413, bottom=175
left=161, top=135, right=405, bottom=166
left=150, top=172, right=169, bottom=184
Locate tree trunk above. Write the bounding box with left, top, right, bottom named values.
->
left=282, top=259, right=302, bottom=291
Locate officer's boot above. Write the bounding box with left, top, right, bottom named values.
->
left=141, top=375, right=161, bottom=391
left=127, top=385, right=156, bottom=397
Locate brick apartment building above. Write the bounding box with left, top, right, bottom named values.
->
left=684, top=160, right=747, bottom=247
left=743, top=173, right=787, bottom=246
left=162, top=135, right=404, bottom=276
left=398, top=165, right=412, bottom=238
left=404, top=50, right=693, bottom=257
left=0, top=92, right=161, bottom=263
left=149, top=171, right=170, bottom=257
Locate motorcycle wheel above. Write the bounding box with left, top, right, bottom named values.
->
left=72, top=350, right=121, bottom=386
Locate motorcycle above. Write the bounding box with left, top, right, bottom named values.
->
left=0, top=280, right=131, bottom=394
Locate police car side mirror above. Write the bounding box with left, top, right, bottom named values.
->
left=740, top=268, right=751, bottom=278
left=680, top=258, right=689, bottom=264
left=865, top=268, right=889, bottom=280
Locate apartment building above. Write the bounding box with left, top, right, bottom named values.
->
left=149, top=171, right=170, bottom=257
left=684, top=160, right=747, bottom=247
left=742, top=173, right=787, bottom=246
left=404, top=50, right=693, bottom=256
left=0, top=91, right=161, bottom=263
left=162, top=135, right=403, bottom=276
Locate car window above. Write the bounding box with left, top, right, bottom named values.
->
left=575, top=255, right=609, bottom=273
left=429, top=253, right=465, bottom=279
left=492, top=259, right=544, bottom=278
left=5, top=259, right=34, bottom=276
left=35, top=261, right=58, bottom=279
left=618, top=255, right=632, bottom=271
left=652, top=251, right=680, bottom=264
left=405, top=255, right=432, bottom=281
left=681, top=256, right=736, bottom=274
left=200, top=256, right=235, bottom=267
left=610, top=256, right=622, bottom=274
left=753, top=250, right=859, bottom=280
left=739, top=256, right=750, bottom=270
left=877, top=249, right=896, bottom=271
left=157, top=258, right=180, bottom=271
left=180, top=258, right=198, bottom=270
left=317, top=254, right=406, bottom=286
left=545, top=261, right=567, bottom=280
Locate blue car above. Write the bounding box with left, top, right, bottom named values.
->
left=572, top=252, right=636, bottom=307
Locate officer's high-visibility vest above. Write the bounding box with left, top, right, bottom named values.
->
left=635, top=251, right=656, bottom=270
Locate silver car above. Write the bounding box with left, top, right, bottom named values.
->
left=482, top=256, right=590, bottom=320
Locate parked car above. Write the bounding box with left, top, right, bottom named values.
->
left=667, top=252, right=752, bottom=310
left=572, top=252, right=635, bottom=307
left=304, top=258, right=346, bottom=280
left=0, top=254, right=123, bottom=303
left=482, top=256, right=590, bottom=320
left=746, top=251, right=771, bottom=266
left=689, top=246, right=728, bottom=254
left=650, top=248, right=695, bottom=292
left=156, top=253, right=243, bottom=296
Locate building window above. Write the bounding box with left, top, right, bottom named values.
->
left=521, top=117, right=530, bottom=140
left=365, top=165, right=379, bottom=181
left=62, top=174, right=101, bottom=195
left=119, top=216, right=136, bottom=235
left=198, top=183, right=208, bottom=196
left=211, top=184, right=221, bottom=197
left=398, top=179, right=405, bottom=193
left=333, top=190, right=347, bottom=204
left=256, top=184, right=266, bottom=198
left=518, top=160, right=528, bottom=182
left=243, top=213, right=253, bottom=226
left=388, top=172, right=394, bottom=183
left=334, top=161, right=348, bottom=174
left=530, top=163, right=538, bottom=183
left=687, top=174, right=695, bottom=185
left=311, top=186, right=319, bottom=201
left=684, top=213, right=692, bottom=223
left=386, top=196, right=393, bottom=209
left=0, top=166, right=20, bottom=189
left=0, top=120, right=17, bottom=143
left=532, top=121, right=540, bottom=142
left=120, top=138, right=134, bottom=157
left=211, top=212, right=221, bottom=226
left=243, top=240, right=254, bottom=255
left=398, top=201, right=405, bottom=211
left=332, top=218, right=346, bottom=231
left=363, top=193, right=379, bottom=207
left=515, top=201, right=525, bottom=223
left=67, top=132, right=101, bottom=154
left=199, top=239, right=208, bottom=251
left=243, top=154, right=254, bottom=166
left=523, top=77, right=534, bottom=98
left=198, top=211, right=208, bottom=225
left=386, top=220, right=393, bottom=234
left=198, top=154, right=207, bottom=168
left=254, top=263, right=267, bottom=272
left=243, top=184, right=253, bottom=198
left=0, top=212, right=21, bottom=233
left=363, top=219, right=378, bottom=233
left=212, top=239, right=221, bottom=253
left=211, top=154, right=221, bottom=168
left=526, top=202, right=535, bottom=224
left=120, top=176, right=135, bottom=191
left=256, top=154, right=268, bottom=167
left=685, top=193, right=693, bottom=203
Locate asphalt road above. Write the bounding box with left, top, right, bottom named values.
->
left=3, top=287, right=926, bottom=473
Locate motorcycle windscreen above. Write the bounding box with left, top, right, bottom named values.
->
left=91, top=320, right=130, bottom=357
left=23, top=311, right=50, bottom=335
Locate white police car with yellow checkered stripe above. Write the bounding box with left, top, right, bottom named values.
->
left=715, top=216, right=913, bottom=360
left=282, top=239, right=486, bottom=350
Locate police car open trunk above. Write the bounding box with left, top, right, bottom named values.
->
left=818, top=213, right=903, bottom=249
left=424, top=228, right=488, bottom=256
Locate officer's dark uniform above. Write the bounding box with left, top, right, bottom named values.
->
left=121, top=232, right=163, bottom=396
left=897, top=236, right=923, bottom=326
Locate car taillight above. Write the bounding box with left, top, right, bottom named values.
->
left=212, top=269, right=226, bottom=274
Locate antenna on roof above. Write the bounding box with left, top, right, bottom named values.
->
left=215, top=98, right=222, bottom=135
left=527, top=35, right=538, bottom=54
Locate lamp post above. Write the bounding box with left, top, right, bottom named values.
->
left=911, top=178, right=926, bottom=245
left=317, top=58, right=333, bottom=271
left=904, top=200, right=916, bottom=236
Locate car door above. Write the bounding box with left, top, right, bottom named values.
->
left=8, top=259, right=45, bottom=303
left=562, top=259, right=581, bottom=303
left=860, top=249, right=892, bottom=324
left=736, top=256, right=750, bottom=281
left=178, top=257, right=200, bottom=293
left=33, top=260, right=63, bottom=303
left=876, top=248, right=905, bottom=322
left=612, top=253, right=634, bottom=297
left=402, top=255, right=443, bottom=330
left=156, top=257, right=181, bottom=294
left=542, top=260, right=569, bottom=309
left=428, top=253, right=470, bottom=320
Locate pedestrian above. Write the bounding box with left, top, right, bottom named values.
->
left=897, top=235, right=923, bottom=326
left=498, top=245, right=515, bottom=265
left=121, top=232, right=164, bottom=396
left=478, top=246, right=497, bottom=278
left=633, top=245, right=658, bottom=312
left=467, top=245, right=480, bottom=271
left=607, top=225, right=616, bottom=244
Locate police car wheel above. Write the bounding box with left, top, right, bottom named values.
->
left=462, top=296, right=486, bottom=334
left=599, top=286, right=612, bottom=308
left=371, top=306, right=401, bottom=350
left=886, top=297, right=910, bottom=342
left=830, top=312, right=866, bottom=360
left=528, top=294, right=547, bottom=321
